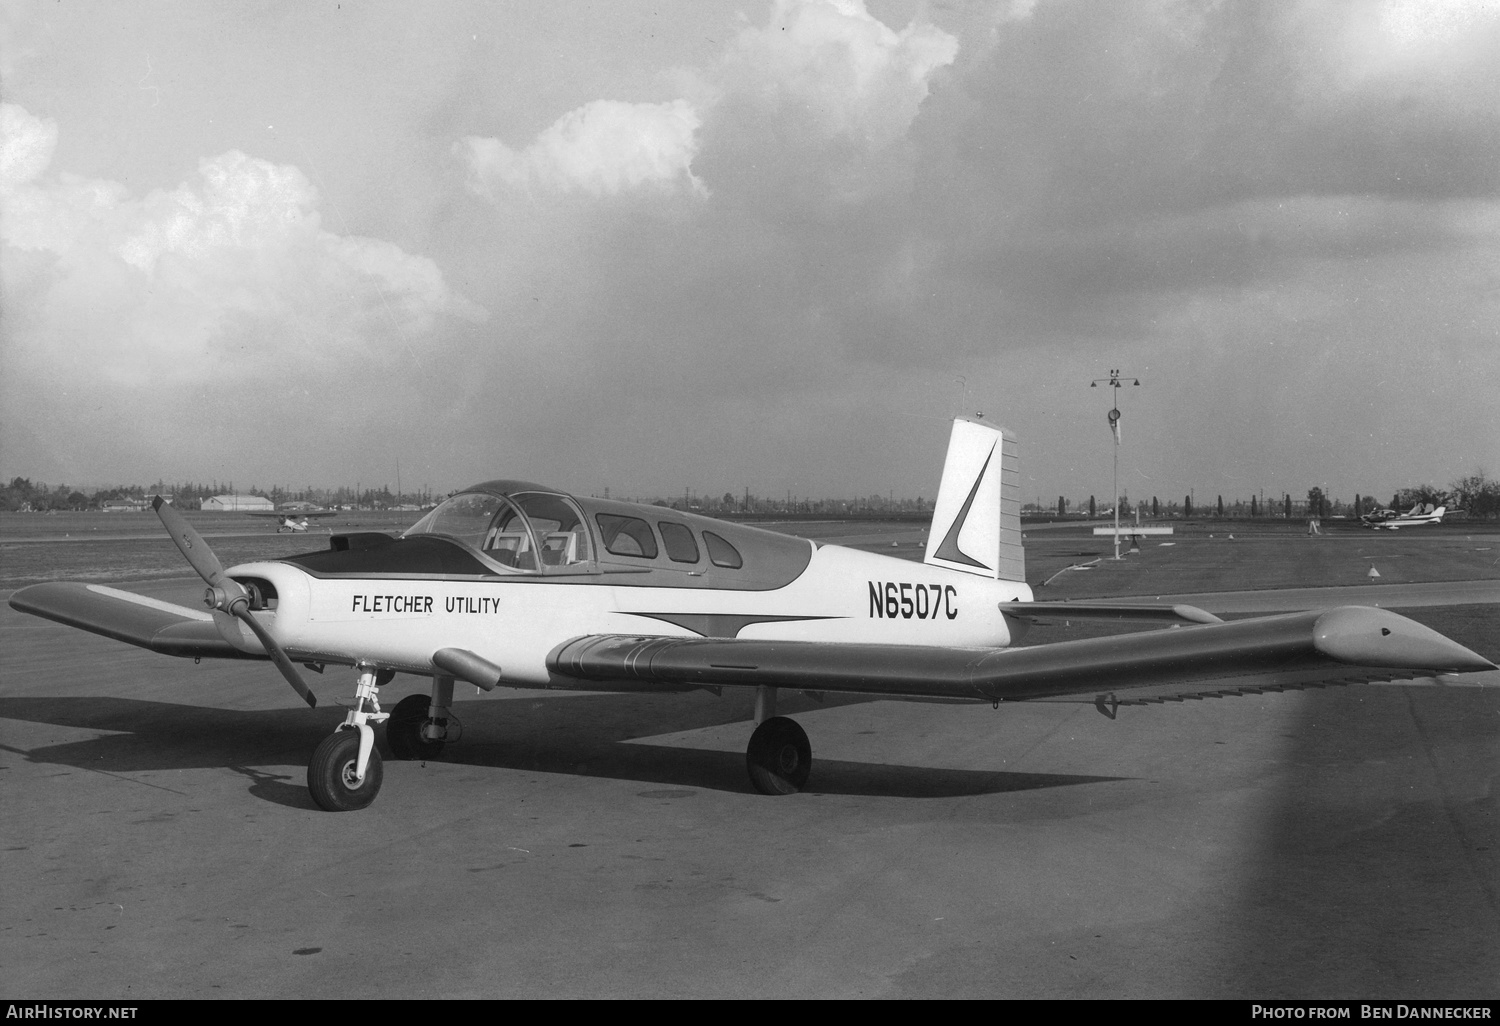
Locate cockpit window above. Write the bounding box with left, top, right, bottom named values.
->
left=596, top=514, right=658, bottom=559
left=658, top=522, right=700, bottom=563
left=403, top=491, right=582, bottom=572
left=403, top=493, right=508, bottom=551
left=703, top=531, right=743, bottom=569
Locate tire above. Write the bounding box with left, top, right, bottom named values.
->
left=307, top=728, right=383, bottom=811
left=746, top=716, right=812, bottom=795
left=385, top=693, right=445, bottom=760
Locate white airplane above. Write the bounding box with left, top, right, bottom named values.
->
left=9, top=417, right=1493, bottom=811
left=247, top=509, right=336, bottom=533
left=1360, top=503, right=1452, bottom=530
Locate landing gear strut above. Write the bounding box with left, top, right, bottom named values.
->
left=386, top=675, right=454, bottom=760
left=745, top=686, right=812, bottom=795
left=307, top=663, right=391, bottom=811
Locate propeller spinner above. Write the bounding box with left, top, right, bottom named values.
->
left=152, top=496, right=317, bottom=707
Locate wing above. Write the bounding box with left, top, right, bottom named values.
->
left=245, top=510, right=335, bottom=518
left=8, top=582, right=265, bottom=660
left=547, top=607, right=1495, bottom=704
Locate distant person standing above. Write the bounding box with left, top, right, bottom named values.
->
left=1307, top=516, right=1321, bottom=536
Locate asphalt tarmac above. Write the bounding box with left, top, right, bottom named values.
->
left=3, top=530, right=1497, bottom=999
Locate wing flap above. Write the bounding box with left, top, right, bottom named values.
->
left=547, top=607, right=1494, bottom=703
left=8, top=582, right=264, bottom=660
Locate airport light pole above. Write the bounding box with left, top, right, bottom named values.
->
left=1090, top=370, right=1141, bottom=560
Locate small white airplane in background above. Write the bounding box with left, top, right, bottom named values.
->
left=10, top=417, right=1494, bottom=812
left=1359, top=503, right=1452, bottom=530
left=248, top=509, right=336, bottom=533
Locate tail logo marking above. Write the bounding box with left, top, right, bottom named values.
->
left=932, top=443, right=995, bottom=571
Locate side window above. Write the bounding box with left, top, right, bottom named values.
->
left=658, top=522, right=700, bottom=563
left=596, top=514, right=659, bottom=559
left=702, top=531, right=743, bottom=569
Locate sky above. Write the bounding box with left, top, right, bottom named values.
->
left=2, top=0, right=1497, bottom=507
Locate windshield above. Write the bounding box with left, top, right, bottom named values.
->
left=403, top=493, right=509, bottom=550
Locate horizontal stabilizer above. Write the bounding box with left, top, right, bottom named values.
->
left=1001, top=601, right=1222, bottom=625
left=8, top=582, right=264, bottom=660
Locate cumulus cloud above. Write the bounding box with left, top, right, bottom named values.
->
left=1, top=103, right=485, bottom=387
left=0, top=101, right=55, bottom=189
left=459, top=99, right=705, bottom=199
left=1323, top=0, right=1500, bottom=99
left=720, top=0, right=959, bottom=148
left=458, top=1, right=958, bottom=204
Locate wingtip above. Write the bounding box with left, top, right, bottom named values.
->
left=1314, top=606, right=1497, bottom=673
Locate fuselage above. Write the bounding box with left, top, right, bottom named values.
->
left=221, top=483, right=1032, bottom=687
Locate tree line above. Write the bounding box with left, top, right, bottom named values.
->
left=7, top=470, right=1498, bottom=519
left=1045, top=470, right=1499, bottom=521
left=0, top=478, right=435, bottom=512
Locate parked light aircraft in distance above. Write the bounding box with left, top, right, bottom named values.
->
left=1359, top=503, right=1453, bottom=530
left=247, top=509, right=336, bottom=533
left=9, top=417, right=1494, bottom=811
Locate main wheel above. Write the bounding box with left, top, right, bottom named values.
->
left=385, top=694, right=445, bottom=760
left=307, top=728, right=383, bottom=811
left=746, top=716, right=812, bottom=795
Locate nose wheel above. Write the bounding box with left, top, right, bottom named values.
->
left=746, top=716, right=811, bottom=795
left=308, top=728, right=384, bottom=811
left=307, top=662, right=390, bottom=812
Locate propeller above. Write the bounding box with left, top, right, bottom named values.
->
left=152, top=496, right=317, bottom=708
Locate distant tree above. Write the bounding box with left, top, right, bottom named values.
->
left=1394, top=485, right=1449, bottom=511
left=1118, top=492, right=1130, bottom=517
left=1250, top=494, right=1258, bottom=516
left=1284, top=494, right=1292, bottom=519
left=1216, top=495, right=1224, bottom=517
left=1451, top=472, right=1500, bottom=519
left=1306, top=487, right=1325, bottom=519
left=1089, top=495, right=1096, bottom=517
left=1152, top=496, right=1159, bottom=517
left=1057, top=496, right=1066, bottom=516
left=1184, top=495, right=1192, bottom=517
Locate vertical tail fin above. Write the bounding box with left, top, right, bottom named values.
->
left=924, top=416, right=1025, bottom=582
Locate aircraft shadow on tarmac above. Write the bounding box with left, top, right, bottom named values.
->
left=0, top=693, right=1128, bottom=805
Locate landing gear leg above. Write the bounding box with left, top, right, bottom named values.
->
left=308, top=663, right=391, bottom=811
left=754, top=685, right=776, bottom=725
left=746, top=687, right=812, bottom=795
left=386, top=675, right=453, bottom=760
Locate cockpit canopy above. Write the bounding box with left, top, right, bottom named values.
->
left=404, top=483, right=591, bottom=572
left=399, top=479, right=813, bottom=588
